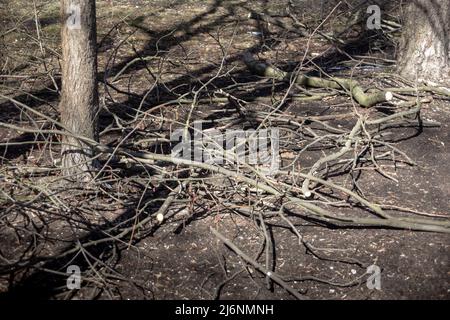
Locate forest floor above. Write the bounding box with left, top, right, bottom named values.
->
left=0, top=0, right=449, bottom=299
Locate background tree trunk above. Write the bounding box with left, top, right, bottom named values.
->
left=60, top=0, right=98, bottom=180
left=397, top=0, right=450, bottom=85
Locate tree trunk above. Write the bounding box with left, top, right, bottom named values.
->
left=60, top=0, right=98, bottom=180
left=397, top=0, right=450, bottom=85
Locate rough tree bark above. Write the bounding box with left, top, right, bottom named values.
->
left=60, top=0, right=98, bottom=180
left=397, top=0, right=450, bottom=85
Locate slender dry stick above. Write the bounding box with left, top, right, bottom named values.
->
left=210, top=227, right=307, bottom=300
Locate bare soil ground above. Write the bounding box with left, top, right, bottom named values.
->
left=0, top=0, right=449, bottom=300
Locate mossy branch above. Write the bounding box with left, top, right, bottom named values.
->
left=243, top=53, right=393, bottom=107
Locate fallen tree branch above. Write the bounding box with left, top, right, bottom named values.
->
left=1, top=117, right=449, bottom=233
left=243, top=53, right=393, bottom=107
